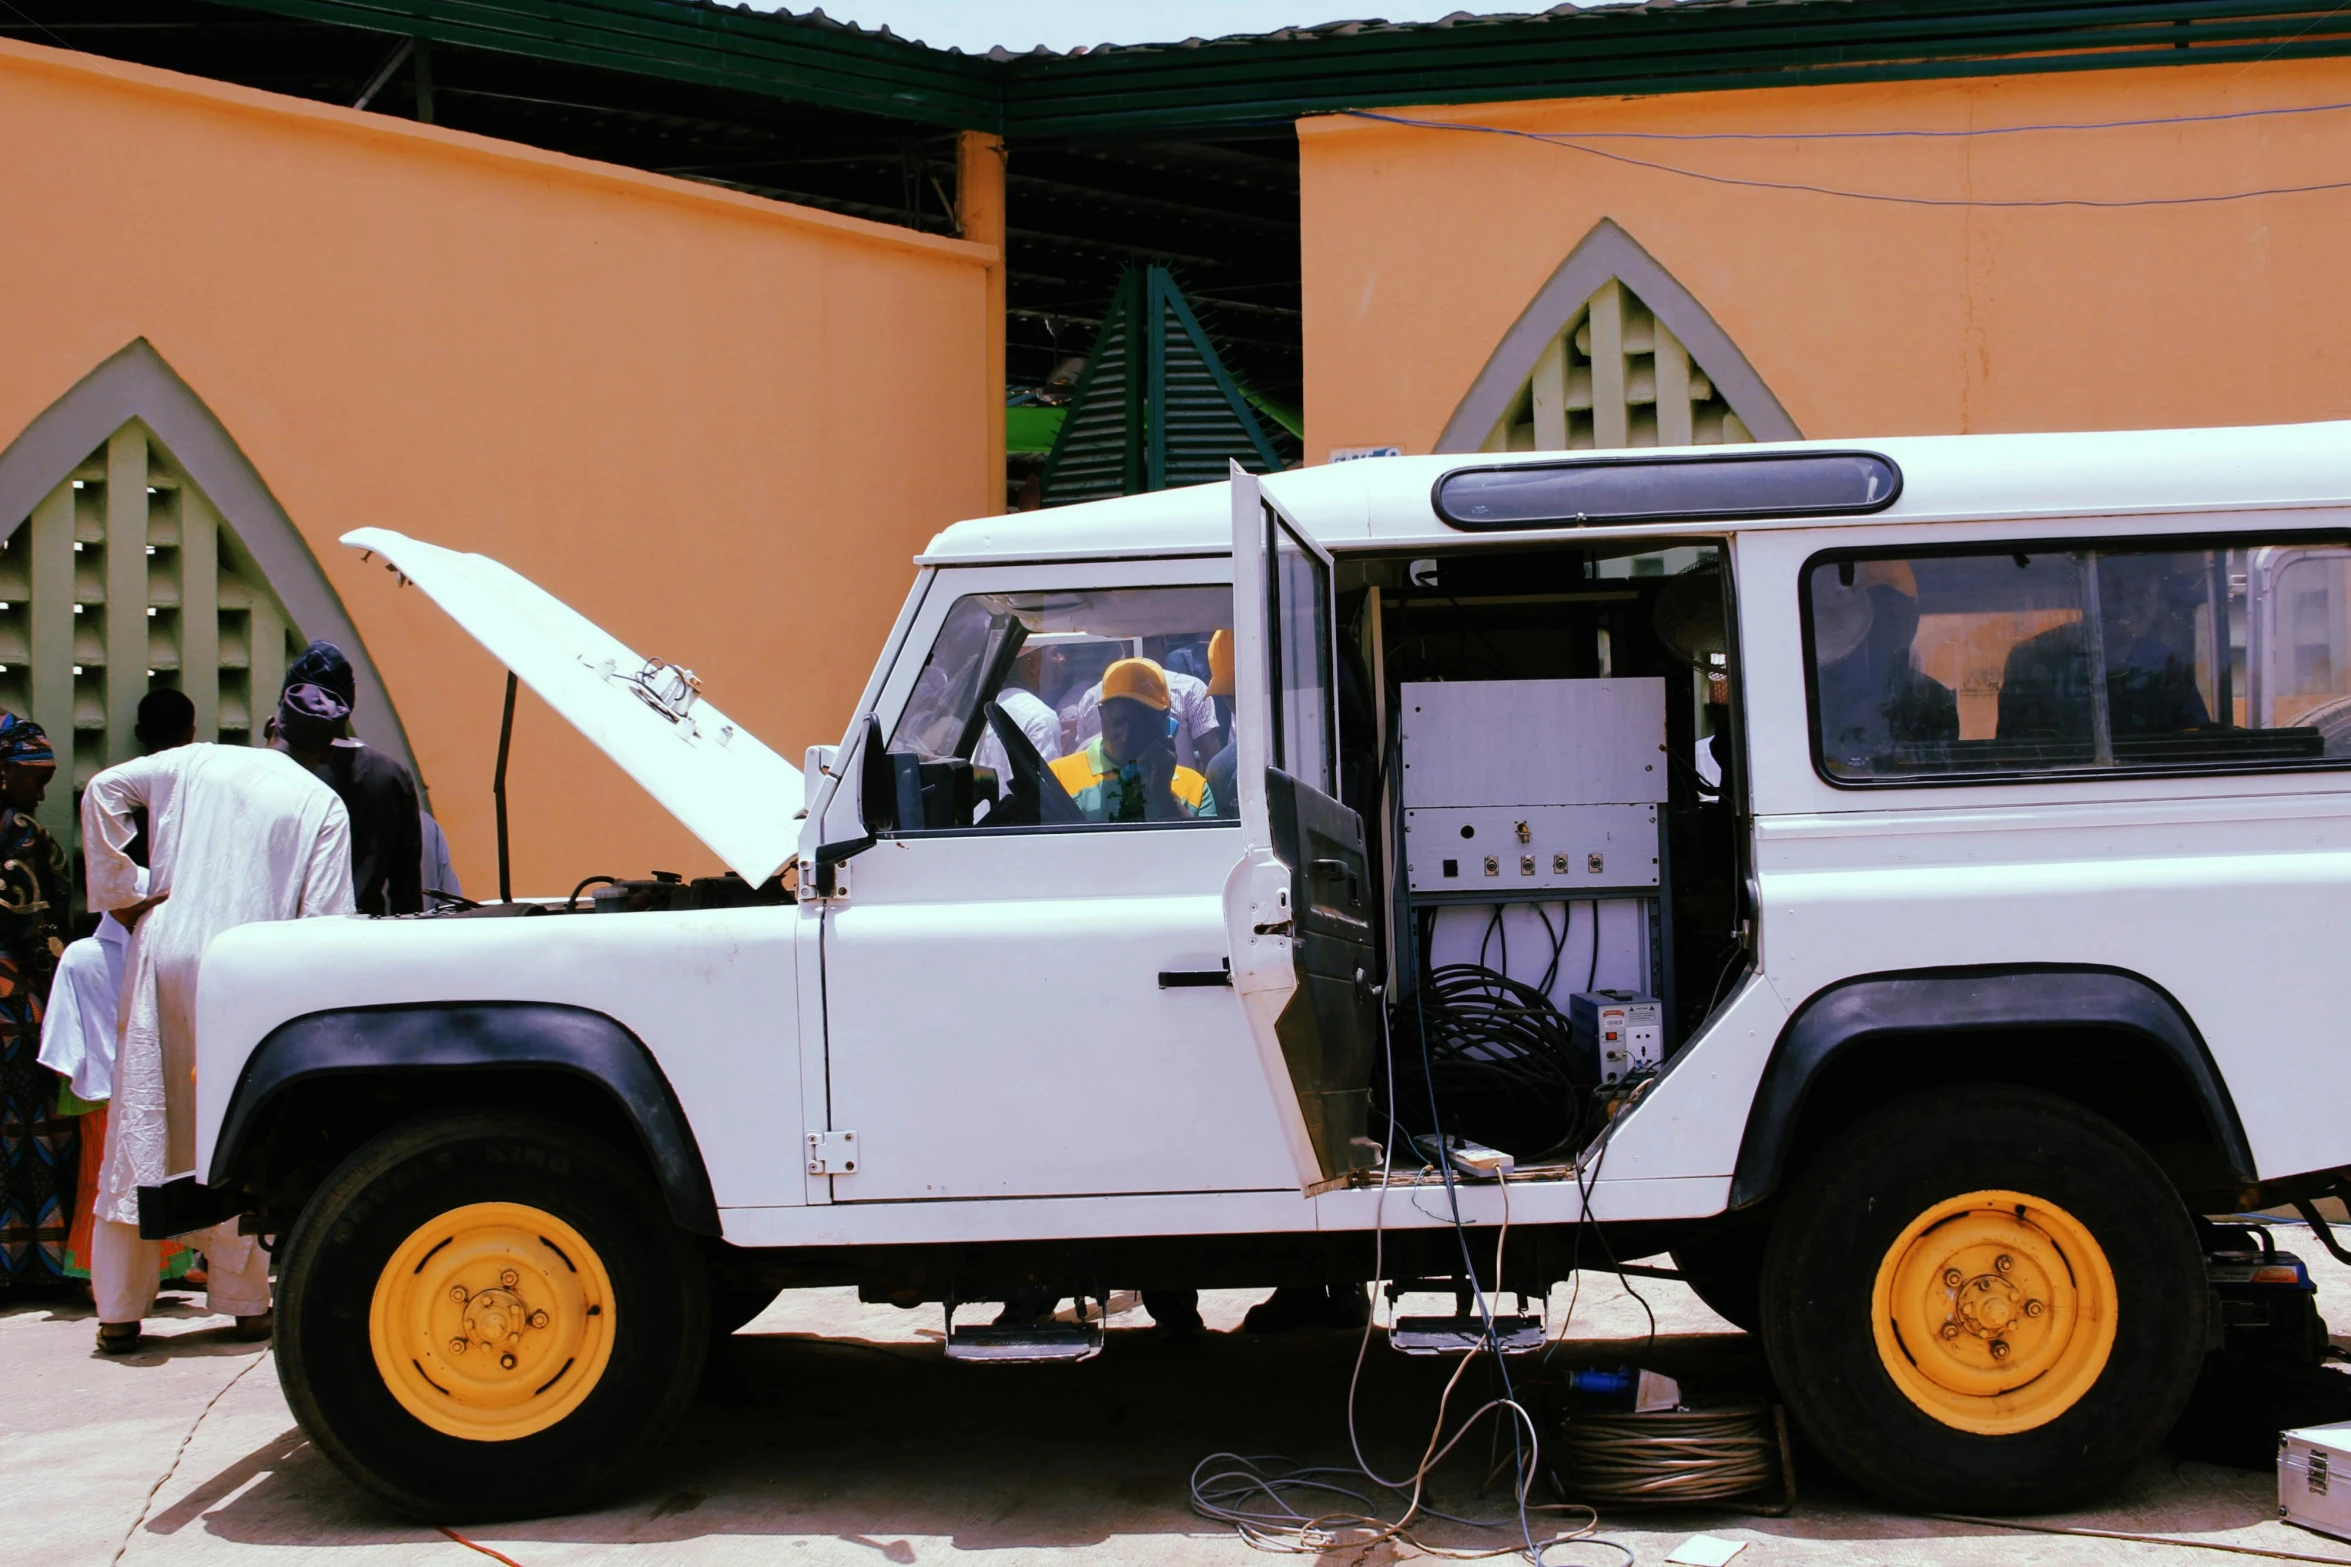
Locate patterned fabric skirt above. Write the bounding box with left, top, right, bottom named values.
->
left=0, top=955, right=72, bottom=1286
left=56, top=1102, right=188, bottom=1282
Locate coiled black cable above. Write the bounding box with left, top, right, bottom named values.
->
left=1551, top=1408, right=1781, bottom=1506
left=1393, top=957, right=1586, bottom=1158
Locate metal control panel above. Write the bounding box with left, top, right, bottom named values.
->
left=1404, top=803, right=1659, bottom=893
left=1399, top=679, right=1668, bottom=812
left=1398, top=678, right=1668, bottom=896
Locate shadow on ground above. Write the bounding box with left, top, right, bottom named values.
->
left=159, top=1321, right=2313, bottom=1559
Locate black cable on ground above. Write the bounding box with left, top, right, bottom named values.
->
left=1550, top=1408, right=1780, bottom=1506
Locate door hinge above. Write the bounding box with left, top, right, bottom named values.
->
left=807, top=1129, right=860, bottom=1175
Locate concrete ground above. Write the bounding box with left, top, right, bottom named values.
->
left=10, top=1234, right=2351, bottom=1567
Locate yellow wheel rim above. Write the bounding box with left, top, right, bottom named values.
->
left=1870, top=1188, right=2116, bottom=1436
left=368, top=1201, right=616, bottom=1442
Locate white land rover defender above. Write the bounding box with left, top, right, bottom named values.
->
left=169, top=424, right=2351, bottom=1519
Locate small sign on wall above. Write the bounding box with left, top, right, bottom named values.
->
left=1329, top=445, right=1403, bottom=463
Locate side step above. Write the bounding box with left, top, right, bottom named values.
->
left=1390, top=1314, right=1548, bottom=1356
left=942, top=1294, right=1106, bottom=1364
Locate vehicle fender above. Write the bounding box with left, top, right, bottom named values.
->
left=209, top=1001, right=721, bottom=1234
left=1729, top=965, right=2255, bottom=1208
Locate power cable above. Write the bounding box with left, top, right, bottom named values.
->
left=1346, top=109, right=2351, bottom=209
left=1552, top=1409, right=1780, bottom=1506
left=1927, top=1514, right=2351, bottom=1564
left=1355, top=97, right=2351, bottom=143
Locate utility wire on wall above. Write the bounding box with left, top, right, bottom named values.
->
left=1345, top=108, right=2351, bottom=209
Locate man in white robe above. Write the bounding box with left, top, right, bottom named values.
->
left=83, top=709, right=355, bottom=1349
left=38, top=689, right=191, bottom=1103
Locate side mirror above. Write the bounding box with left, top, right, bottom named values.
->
left=858, top=713, right=897, bottom=835
left=812, top=717, right=889, bottom=895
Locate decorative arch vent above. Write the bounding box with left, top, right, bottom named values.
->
left=1479, top=279, right=1752, bottom=452
left=0, top=341, right=416, bottom=859
left=1438, top=219, right=1801, bottom=456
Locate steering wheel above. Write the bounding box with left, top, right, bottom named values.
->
left=985, top=702, right=1085, bottom=827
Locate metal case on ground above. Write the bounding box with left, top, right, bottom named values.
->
left=2281, top=1422, right=2351, bottom=1542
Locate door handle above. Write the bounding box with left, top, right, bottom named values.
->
left=1309, top=857, right=1361, bottom=906
left=1158, top=967, right=1233, bottom=989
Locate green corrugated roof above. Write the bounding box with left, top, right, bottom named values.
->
left=209, top=0, right=2351, bottom=136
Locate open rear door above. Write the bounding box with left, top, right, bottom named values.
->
left=1223, top=465, right=1381, bottom=1194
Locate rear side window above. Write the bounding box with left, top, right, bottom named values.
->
left=1803, top=538, right=2351, bottom=783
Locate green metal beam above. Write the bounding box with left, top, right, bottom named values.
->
left=1000, top=0, right=2351, bottom=136
left=197, top=0, right=2351, bottom=139
left=210, top=0, right=1002, bottom=127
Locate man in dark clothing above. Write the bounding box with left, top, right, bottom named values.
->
left=267, top=642, right=423, bottom=916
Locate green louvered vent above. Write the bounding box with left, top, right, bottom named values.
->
left=1039, top=265, right=1285, bottom=509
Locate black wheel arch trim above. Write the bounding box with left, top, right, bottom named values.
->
left=1729, top=964, right=2255, bottom=1209
left=209, top=1001, right=721, bottom=1235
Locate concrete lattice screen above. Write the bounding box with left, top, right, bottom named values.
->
left=1480, top=278, right=1756, bottom=453
left=2, top=421, right=302, bottom=857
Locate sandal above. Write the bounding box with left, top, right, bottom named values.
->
left=232, top=1310, right=273, bottom=1342
left=95, top=1321, right=142, bottom=1354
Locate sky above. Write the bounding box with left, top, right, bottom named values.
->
left=758, top=2, right=1506, bottom=54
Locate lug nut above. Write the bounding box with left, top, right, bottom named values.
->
left=528, top=1310, right=549, bottom=1329
left=2024, top=1299, right=2045, bottom=1318
left=1995, top=1254, right=2013, bottom=1274
left=1943, top=1268, right=1964, bottom=1288
left=1990, top=1341, right=2010, bottom=1360
left=500, top=1269, right=519, bottom=1288
left=499, top=1352, right=517, bottom=1370
left=449, top=1285, right=468, bottom=1302
left=1940, top=1322, right=1961, bottom=1339
left=448, top=1338, right=468, bottom=1354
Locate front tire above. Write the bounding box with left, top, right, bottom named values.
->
left=1761, top=1086, right=2205, bottom=1513
left=276, top=1112, right=708, bottom=1520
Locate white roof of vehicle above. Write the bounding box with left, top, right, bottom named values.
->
left=920, top=421, right=2351, bottom=564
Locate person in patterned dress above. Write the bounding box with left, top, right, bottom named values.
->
left=0, top=715, right=74, bottom=1289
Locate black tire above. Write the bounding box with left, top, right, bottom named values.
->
left=276, top=1112, right=708, bottom=1521
left=708, top=1264, right=778, bottom=1339
left=1671, top=1219, right=1768, bottom=1334
left=1760, top=1086, right=2205, bottom=1513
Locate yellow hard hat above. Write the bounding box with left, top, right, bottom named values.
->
left=1100, top=657, right=1172, bottom=711
left=1207, top=630, right=1234, bottom=697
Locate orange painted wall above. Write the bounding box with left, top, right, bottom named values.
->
left=1301, top=58, right=2351, bottom=457
left=0, top=38, right=992, bottom=894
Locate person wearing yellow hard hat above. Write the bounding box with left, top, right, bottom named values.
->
left=1812, top=556, right=1957, bottom=770
left=1048, top=658, right=1215, bottom=821
left=1202, top=629, right=1240, bottom=820
left=1068, top=643, right=1220, bottom=769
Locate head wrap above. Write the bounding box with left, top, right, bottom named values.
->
left=0, top=713, right=53, bottom=767
left=277, top=681, right=352, bottom=745
left=1099, top=657, right=1172, bottom=712
left=285, top=640, right=357, bottom=708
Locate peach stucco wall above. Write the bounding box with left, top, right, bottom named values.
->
left=1301, top=57, right=2351, bottom=458
left=0, top=38, right=992, bottom=894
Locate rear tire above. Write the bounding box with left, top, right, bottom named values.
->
left=276, top=1112, right=708, bottom=1520
left=1760, top=1086, right=2204, bottom=1513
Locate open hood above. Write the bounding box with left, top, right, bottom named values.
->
left=341, top=528, right=802, bottom=887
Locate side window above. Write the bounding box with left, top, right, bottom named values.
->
left=883, top=584, right=1237, bottom=830
left=1805, top=538, right=2351, bottom=783
left=1268, top=516, right=1335, bottom=793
